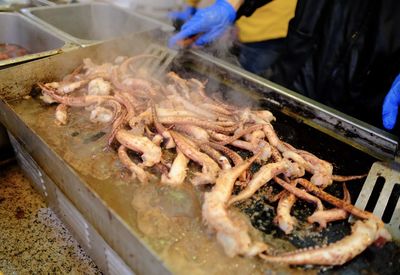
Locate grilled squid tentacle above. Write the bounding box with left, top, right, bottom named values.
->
left=160, top=116, right=238, bottom=134
left=118, top=145, right=149, bottom=184
left=161, top=149, right=189, bottom=186
left=200, top=143, right=232, bottom=170
left=174, top=124, right=210, bottom=142
left=217, top=124, right=264, bottom=146
left=151, top=103, right=175, bottom=149
left=203, top=150, right=268, bottom=257
left=273, top=177, right=324, bottom=212
left=260, top=217, right=391, bottom=266
left=308, top=184, right=351, bottom=228
left=295, top=178, right=371, bottom=219
left=206, top=142, right=247, bottom=182
left=170, top=130, right=220, bottom=185
left=228, top=161, right=289, bottom=206
left=274, top=192, right=298, bottom=234
left=55, top=104, right=68, bottom=125
left=116, top=129, right=162, bottom=167
left=332, top=174, right=368, bottom=182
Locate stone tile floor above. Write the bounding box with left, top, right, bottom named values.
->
left=0, top=163, right=101, bottom=274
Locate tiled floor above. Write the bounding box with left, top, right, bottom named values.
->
left=0, top=163, right=101, bottom=274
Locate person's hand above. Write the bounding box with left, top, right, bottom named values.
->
left=168, top=0, right=236, bottom=47
left=168, top=6, right=197, bottom=22
left=382, top=74, right=400, bottom=130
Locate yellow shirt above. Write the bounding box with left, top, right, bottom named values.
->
left=187, top=0, right=201, bottom=6
left=186, top=0, right=297, bottom=43
left=236, top=0, right=297, bottom=43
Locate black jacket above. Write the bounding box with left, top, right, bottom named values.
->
left=238, top=0, right=400, bottom=129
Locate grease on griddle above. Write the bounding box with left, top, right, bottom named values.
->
left=83, top=131, right=106, bottom=144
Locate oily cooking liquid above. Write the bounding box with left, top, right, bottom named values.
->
left=0, top=43, right=29, bottom=61
left=9, top=97, right=305, bottom=275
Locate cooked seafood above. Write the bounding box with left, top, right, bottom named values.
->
left=260, top=217, right=391, bottom=266
left=274, top=192, right=297, bottom=234
left=118, top=145, right=150, bottom=184
left=160, top=149, right=189, bottom=186
left=308, top=184, right=351, bottom=228
left=0, top=43, right=29, bottom=60
left=170, top=130, right=220, bottom=185
left=37, top=55, right=388, bottom=269
left=202, top=151, right=268, bottom=257
left=228, top=161, right=288, bottom=205
left=116, top=129, right=162, bottom=167
left=55, top=104, right=68, bottom=125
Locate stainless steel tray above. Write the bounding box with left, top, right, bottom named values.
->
left=0, top=12, right=76, bottom=68
left=0, top=32, right=398, bottom=274
left=21, top=2, right=174, bottom=46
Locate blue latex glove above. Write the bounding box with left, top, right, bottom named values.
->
left=382, top=74, right=400, bottom=130
left=168, top=6, right=197, bottom=21
left=168, top=0, right=236, bottom=47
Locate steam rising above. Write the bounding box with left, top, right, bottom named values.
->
left=48, top=3, right=259, bottom=114
left=207, top=27, right=241, bottom=68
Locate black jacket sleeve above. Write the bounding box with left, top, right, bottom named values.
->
left=269, top=0, right=329, bottom=87
left=236, top=0, right=273, bottom=18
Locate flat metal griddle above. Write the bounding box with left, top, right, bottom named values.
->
left=0, top=31, right=399, bottom=274
left=170, top=58, right=400, bottom=274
